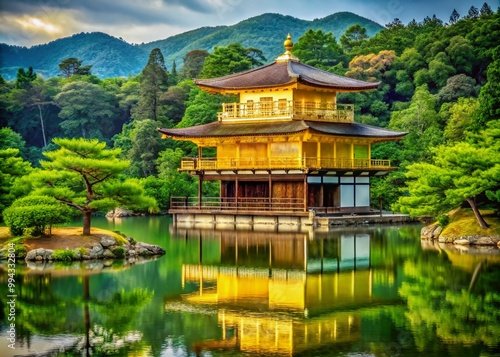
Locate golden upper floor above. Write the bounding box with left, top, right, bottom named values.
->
left=195, top=35, right=379, bottom=124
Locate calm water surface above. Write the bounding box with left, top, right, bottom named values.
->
left=1, top=216, right=500, bottom=356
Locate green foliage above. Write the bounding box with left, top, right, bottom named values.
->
left=126, top=119, right=168, bottom=177
left=293, top=29, right=346, bottom=69
left=177, top=88, right=234, bottom=128
left=179, top=50, right=209, bottom=80
left=161, top=79, right=195, bottom=126
left=54, top=81, right=119, bottom=140
left=398, top=122, right=500, bottom=226
left=58, top=58, right=92, bottom=78
left=389, top=84, right=442, bottom=163
left=400, top=255, right=500, bottom=349
left=443, top=97, right=479, bottom=143
left=133, top=48, right=169, bottom=123
left=199, top=43, right=265, bottom=78
left=437, top=214, right=450, bottom=227
left=0, top=147, right=32, bottom=218
left=437, top=74, right=478, bottom=104
left=140, top=147, right=199, bottom=211
left=3, top=195, right=73, bottom=236
left=0, top=127, right=26, bottom=154
left=340, top=24, right=369, bottom=53
left=112, top=246, right=126, bottom=258
left=23, top=138, right=157, bottom=234
left=477, top=58, right=500, bottom=127
left=51, top=249, right=76, bottom=261
left=15, top=67, right=37, bottom=89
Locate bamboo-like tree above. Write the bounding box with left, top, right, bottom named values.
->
left=23, top=138, right=157, bottom=235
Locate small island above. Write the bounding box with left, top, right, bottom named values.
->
left=0, top=226, right=165, bottom=263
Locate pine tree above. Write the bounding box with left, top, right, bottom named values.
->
left=480, top=2, right=494, bottom=16
left=25, top=138, right=157, bottom=235
left=449, top=9, right=460, bottom=24
left=133, top=48, right=169, bottom=122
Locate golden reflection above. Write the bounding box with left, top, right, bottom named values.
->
left=169, top=227, right=399, bottom=356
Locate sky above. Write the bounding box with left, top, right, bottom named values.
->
left=0, top=0, right=497, bottom=47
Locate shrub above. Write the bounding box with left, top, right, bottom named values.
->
left=14, top=243, right=26, bottom=259
left=112, top=246, right=126, bottom=258
left=51, top=249, right=76, bottom=261
left=438, top=214, right=450, bottom=227
left=3, top=195, right=74, bottom=236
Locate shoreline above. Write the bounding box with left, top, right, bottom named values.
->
left=0, top=227, right=166, bottom=262
left=420, top=209, right=500, bottom=249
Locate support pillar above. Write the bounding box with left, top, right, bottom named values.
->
left=303, top=175, right=308, bottom=212
left=235, top=176, right=239, bottom=210
left=198, top=174, right=203, bottom=209
left=268, top=174, right=272, bottom=210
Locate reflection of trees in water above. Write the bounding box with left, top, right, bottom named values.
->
left=399, top=251, right=500, bottom=352
left=10, top=272, right=153, bottom=356
left=68, top=275, right=153, bottom=356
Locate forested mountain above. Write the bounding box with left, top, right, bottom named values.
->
left=0, top=12, right=382, bottom=79
left=0, top=32, right=146, bottom=80
left=141, top=12, right=382, bottom=69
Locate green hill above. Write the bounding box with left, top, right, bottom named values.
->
left=0, top=12, right=382, bottom=79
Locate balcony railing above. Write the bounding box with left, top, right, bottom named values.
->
left=180, top=157, right=391, bottom=171
left=218, top=101, right=354, bottom=123
left=170, top=196, right=304, bottom=212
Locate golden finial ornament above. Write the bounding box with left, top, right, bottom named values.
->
left=276, top=33, right=299, bottom=62
left=284, top=33, right=293, bottom=53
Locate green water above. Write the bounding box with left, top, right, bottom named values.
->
left=1, top=216, right=500, bottom=356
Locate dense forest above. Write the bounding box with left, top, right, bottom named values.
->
left=1, top=3, right=499, bottom=229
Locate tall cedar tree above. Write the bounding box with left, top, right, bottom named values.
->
left=133, top=48, right=169, bottom=122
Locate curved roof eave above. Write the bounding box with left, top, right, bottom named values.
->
left=158, top=121, right=408, bottom=140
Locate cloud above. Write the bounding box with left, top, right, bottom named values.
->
left=0, top=0, right=494, bottom=46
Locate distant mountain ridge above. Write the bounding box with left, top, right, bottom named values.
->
left=0, top=12, right=383, bottom=80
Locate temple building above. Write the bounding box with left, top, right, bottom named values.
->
left=158, top=34, right=406, bottom=223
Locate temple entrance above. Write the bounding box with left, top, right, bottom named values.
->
left=307, top=184, right=339, bottom=209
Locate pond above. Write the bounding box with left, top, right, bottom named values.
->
left=1, top=216, right=499, bottom=356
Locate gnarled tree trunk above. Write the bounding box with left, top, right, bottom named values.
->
left=466, top=197, right=489, bottom=229
left=83, top=210, right=92, bottom=235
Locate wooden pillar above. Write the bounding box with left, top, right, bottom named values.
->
left=350, top=142, right=354, bottom=168
left=320, top=181, right=324, bottom=207
left=303, top=175, right=308, bottom=212
left=235, top=176, right=239, bottom=210
left=198, top=174, right=203, bottom=208
left=317, top=141, right=321, bottom=167
left=368, top=141, right=372, bottom=168
left=268, top=174, right=272, bottom=211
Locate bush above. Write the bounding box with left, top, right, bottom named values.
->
left=51, top=249, right=76, bottom=261
left=3, top=195, right=74, bottom=236
left=438, top=214, right=450, bottom=227
left=14, top=243, right=26, bottom=259
left=112, top=246, right=125, bottom=258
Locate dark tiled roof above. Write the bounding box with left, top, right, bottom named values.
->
left=195, top=61, right=379, bottom=91
left=306, top=121, right=406, bottom=138
left=158, top=121, right=407, bottom=139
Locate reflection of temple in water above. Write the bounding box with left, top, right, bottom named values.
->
left=168, top=228, right=401, bottom=356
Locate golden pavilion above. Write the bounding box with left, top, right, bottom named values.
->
left=158, top=34, right=406, bottom=223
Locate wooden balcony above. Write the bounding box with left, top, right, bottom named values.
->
left=218, top=101, right=354, bottom=123
left=170, top=196, right=304, bottom=212
left=180, top=157, right=391, bottom=171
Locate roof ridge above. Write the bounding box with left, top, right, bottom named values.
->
left=195, top=61, right=278, bottom=83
